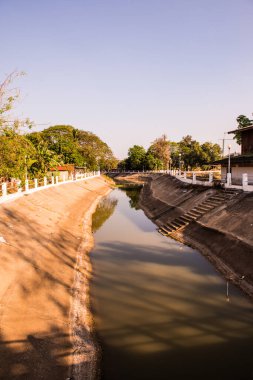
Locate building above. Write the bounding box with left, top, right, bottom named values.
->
left=49, top=164, right=75, bottom=180
left=49, top=164, right=88, bottom=180
left=215, top=125, right=253, bottom=185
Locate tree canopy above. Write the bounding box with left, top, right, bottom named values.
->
left=234, top=115, right=253, bottom=145
left=119, top=134, right=221, bottom=171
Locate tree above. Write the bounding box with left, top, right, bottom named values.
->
left=0, top=71, right=33, bottom=133
left=0, top=72, right=34, bottom=180
left=144, top=152, right=162, bottom=170
left=77, top=130, right=117, bottom=170
left=127, top=145, right=146, bottom=170
left=201, top=142, right=221, bottom=166
left=148, top=134, right=170, bottom=169
left=26, top=132, right=60, bottom=176
left=178, top=136, right=221, bottom=169
left=234, top=115, right=252, bottom=145
left=35, top=126, right=117, bottom=171
left=179, top=136, right=203, bottom=170
left=0, top=130, right=36, bottom=180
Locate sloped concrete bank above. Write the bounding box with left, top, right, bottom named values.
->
left=0, top=176, right=112, bottom=380
left=136, top=174, right=253, bottom=299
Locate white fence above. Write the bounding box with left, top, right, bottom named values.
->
left=0, top=171, right=100, bottom=204
left=172, top=170, right=253, bottom=192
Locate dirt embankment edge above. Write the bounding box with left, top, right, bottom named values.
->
left=0, top=176, right=112, bottom=380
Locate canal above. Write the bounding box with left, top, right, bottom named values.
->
left=90, top=188, right=253, bottom=380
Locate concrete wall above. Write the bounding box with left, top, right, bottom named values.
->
left=232, top=166, right=253, bottom=185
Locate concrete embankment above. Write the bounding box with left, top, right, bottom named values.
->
left=0, top=176, right=112, bottom=380
left=114, top=173, right=253, bottom=298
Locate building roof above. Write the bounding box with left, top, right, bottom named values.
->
left=50, top=165, right=74, bottom=171
left=228, top=125, right=253, bottom=134
left=213, top=154, right=253, bottom=165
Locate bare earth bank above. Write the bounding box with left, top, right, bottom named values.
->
left=0, top=177, right=111, bottom=380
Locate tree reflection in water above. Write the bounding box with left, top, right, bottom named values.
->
left=92, top=196, right=118, bottom=233
left=120, top=186, right=142, bottom=210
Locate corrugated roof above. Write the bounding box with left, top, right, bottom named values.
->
left=228, top=125, right=253, bottom=134
left=213, top=154, right=253, bottom=165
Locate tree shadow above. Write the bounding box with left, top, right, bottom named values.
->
left=90, top=240, right=253, bottom=380
left=0, top=183, right=102, bottom=379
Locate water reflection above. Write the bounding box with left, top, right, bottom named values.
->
left=122, top=187, right=141, bottom=210
left=92, top=196, right=118, bottom=233
left=91, top=190, right=253, bottom=380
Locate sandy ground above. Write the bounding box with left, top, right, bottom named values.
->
left=0, top=177, right=111, bottom=380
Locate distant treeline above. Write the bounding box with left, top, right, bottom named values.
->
left=0, top=125, right=118, bottom=180
left=119, top=134, right=222, bottom=171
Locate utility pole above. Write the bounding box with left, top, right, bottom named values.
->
left=219, top=133, right=234, bottom=157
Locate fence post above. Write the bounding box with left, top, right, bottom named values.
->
left=242, top=173, right=248, bottom=190
left=183, top=172, right=186, bottom=179
left=56, top=176, right=59, bottom=185
left=25, top=180, right=29, bottom=192
left=51, top=176, right=55, bottom=185
left=2, top=182, right=7, bottom=197
left=192, top=173, right=196, bottom=184
left=227, top=173, right=232, bottom=186
left=44, top=177, right=47, bottom=187
left=34, top=179, right=38, bottom=189
left=209, top=172, right=213, bottom=183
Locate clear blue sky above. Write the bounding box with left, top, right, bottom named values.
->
left=1, top=0, right=253, bottom=158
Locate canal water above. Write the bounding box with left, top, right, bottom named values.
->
left=90, top=188, right=253, bottom=380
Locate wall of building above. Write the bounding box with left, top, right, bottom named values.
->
left=242, top=130, right=253, bottom=154
left=232, top=166, right=253, bottom=185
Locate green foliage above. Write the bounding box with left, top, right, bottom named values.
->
left=121, top=134, right=222, bottom=172
left=126, top=145, right=146, bottom=170
left=0, top=73, right=117, bottom=180
left=76, top=130, right=117, bottom=170
left=0, top=131, right=36, bottom=180
left=177, top=136, right=221, bottom=170
left=26, top=132, right=60, bottom=176
left=148, top=134, right=170, bottom=169
left=234, top=115, right=252, bottom=145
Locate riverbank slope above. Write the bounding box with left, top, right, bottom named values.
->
left=114, top=173, right=253, bottom=298
left=0, top=177, right=111, bottom=380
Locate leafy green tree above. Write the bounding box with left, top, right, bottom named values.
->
left=41, top=125, right=83, bottom=164
left=77, top=130, right=117, bottom=170
left=127, top=145, right=146, bottom=170
left=0, top=130, right=36, bottom=180
left=26, top=132, right=60, bottom=176
left=234, top=115, right=252, bottom=145
left=0, top=72, right=34, bottom=180
left=148, top=134, right=170, bottom=169
left=179, top=136, right=203, bottom=170
left=144, top=152, right=162, bottom=170
left=201, top=142, right=221, bottom=166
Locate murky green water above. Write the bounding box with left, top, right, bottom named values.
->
left=90, top=189, right=253, bottom=380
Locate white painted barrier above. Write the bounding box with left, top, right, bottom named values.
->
left=0, top=171, right=101, bottom=204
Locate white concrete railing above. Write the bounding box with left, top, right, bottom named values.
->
left=0, top=171, right=101, bottom=204
left=171, top=170, right=217, bottom=187
left=107, top=169, right=253, bottom=192
left=171, top=170, right=253, bottom=192
left=224, top=172, right=253, bottom=192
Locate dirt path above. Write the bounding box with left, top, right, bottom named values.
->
left=0, top=177, right=111, bottom=380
